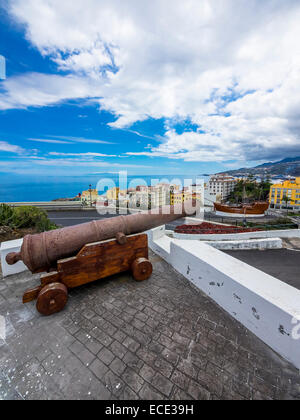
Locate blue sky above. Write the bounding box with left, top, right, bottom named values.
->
left=1, top=0, right=300, bottom=178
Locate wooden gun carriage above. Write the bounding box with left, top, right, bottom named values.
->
left=6, top=203, right=197, bottom=316
left=22, top=233, right=152, bottom=316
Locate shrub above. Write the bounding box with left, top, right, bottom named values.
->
left=270, top=218, right=295, bottom=225
left=239, top=217, right=297, bottom=230
left=0, top=204, right=57, bottom=232
left=0, top=204, right=14, bottom=226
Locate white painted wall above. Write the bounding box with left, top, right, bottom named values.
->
left=148, top=226, right=300, bottom=370
left=205, top=237, right=282, bottom=250
left=173, top=228, right=300, bottom=241
left=0, top=239, right=27, bottom=277
left=216, top=210, right=265, bottom=218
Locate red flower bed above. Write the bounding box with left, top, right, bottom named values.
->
left=175, top=222, right=262, bottom=235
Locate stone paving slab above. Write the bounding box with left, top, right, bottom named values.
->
left=0, top=251, right=300, bottom=400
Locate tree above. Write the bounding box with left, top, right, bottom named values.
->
left=227, top=179, right=272, bottom=204
left=282, top=195, right=289, bottom=215
left=247, top=174, right=255, bottom=182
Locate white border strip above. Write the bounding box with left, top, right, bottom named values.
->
left=173, top=228, right=300, bottom=241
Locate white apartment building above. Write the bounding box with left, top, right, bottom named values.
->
left=118, top=190, right=130, bottom=208
left=204, top=189, right=217, bottom=206
left=208, top=175, right=238, bottom=201
left=130, top=183, right=180, bottom=209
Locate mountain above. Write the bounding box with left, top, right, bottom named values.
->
left=219, top=156, right=300, bottom=177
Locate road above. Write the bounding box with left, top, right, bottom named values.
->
left=47, top=210, right=119, bottom=227
left=46, top=208, right=294, bottom=227
left=47, top=209, right=182, bottom=230
left=224, top=249, right=300, bottom=290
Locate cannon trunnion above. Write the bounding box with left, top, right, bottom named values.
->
left=23, top=233, right=152, bottom=316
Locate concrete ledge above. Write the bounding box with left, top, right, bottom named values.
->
left=205, top=238, right=283, bottom=250
left=148, top=226, right=300, bottom=370
left=173, top=228, right=300, bottom=241
left=216, top=210, right=265, bottom=218
left=0, top=239, right=27, bottom=277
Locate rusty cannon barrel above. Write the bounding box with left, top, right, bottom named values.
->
left=6, top=202, right=199, bottom=273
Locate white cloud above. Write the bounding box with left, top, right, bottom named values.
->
left=0, top=157, right=152, bottom=175
left=49, top=152, right=117, bottom=157
left=53, top=44, right=113, bottom=78
left=0, top=72, right=102, bottom=110
left=28, top=138, right=71, bottom=144
left=28, top=136, right=115, bottom=144
left=2, top=0, right=300, bottom=162
left=29, top=158, right=147, bottom=168
left=0, top=141, right=24, bottom=154
left=49, top=136, right=115, bottom=144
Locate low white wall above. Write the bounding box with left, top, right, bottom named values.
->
left=0, top=239, right=27, bottom=277
left=206, top=237, right=282, bottom=250
left=183, top=217, right=232, bottom=227
left=173, top=228, right=300, bottom=241
left=148, top=226, right=300, bottom=370
left=215, top=210, right=265, bottom=218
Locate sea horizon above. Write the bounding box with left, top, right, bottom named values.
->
left=0, top=173, right=209, bottom=203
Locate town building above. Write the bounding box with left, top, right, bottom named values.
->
left=152, top=184, right=175, bottom=207
left=131, top=184, right=180, bottom=209
left=208, top=175, right=238, bottom=201
left=106, top=187, right=120, bottom=201
left=170, top=189, right=202, bottom=205
left=118, top=190, right=129, bottom=208
left=129, top=190, right=151, bottom=209
left=170, top=191, right=184, bottom=205
left=204, top=188, right=218, bottom=207
left=81, top=189, right=98, bottom=205
left=105, top=183, right=189, bottom=210
left=269, top=178, right=300, bottom=211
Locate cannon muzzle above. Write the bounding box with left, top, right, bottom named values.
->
left=6, top=202, right=199, bottom=273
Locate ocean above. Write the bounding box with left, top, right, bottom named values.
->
left=0, top=174, right=208, bottom=202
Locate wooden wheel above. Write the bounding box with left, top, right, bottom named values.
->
left=36, top=283, right=68, bottom=316
left=131, top=258, right=153, bottom=281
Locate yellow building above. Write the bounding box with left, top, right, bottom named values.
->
left=81, top=189, right=98, bottom=205
left=107, top=187, right=120, bottom=201
left=170, top=191, right=202, bottom=205
left=270, top=178, right=300, bottom=210
left=170, top=192, right=184, bottom=205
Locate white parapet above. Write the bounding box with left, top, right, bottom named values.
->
left=206, top=237, right=283, bottom=250
left=148, top=226, right=300, bottom=370
left=215, top=210, right=265, bottom=218
left=0, top=239, right=27, bottom=277
left=173, top=228, right=300, bottom=241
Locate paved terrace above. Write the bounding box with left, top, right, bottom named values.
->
left=0, top=251, right=300, bottom=400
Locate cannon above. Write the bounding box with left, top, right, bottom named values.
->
left=7, top=202, right=198, bottom=316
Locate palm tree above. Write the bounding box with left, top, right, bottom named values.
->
left=282, top=195, right=289, bottom=215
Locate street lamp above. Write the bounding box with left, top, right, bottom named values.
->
left=89, top=184, right=92, bottom=208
